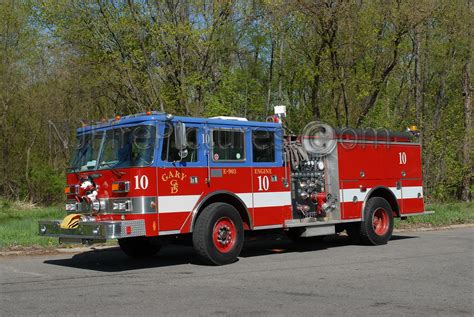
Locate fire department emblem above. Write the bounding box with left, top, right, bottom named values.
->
left=170, top=179, right=179, bottom=194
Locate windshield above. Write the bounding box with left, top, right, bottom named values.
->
left=98, top=125, right=156, bottom=170
left=69, top=125, right=156, bottom=172
left=69, top=132, right=104, bottom=172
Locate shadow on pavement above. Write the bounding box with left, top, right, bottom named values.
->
left=240, top=234, right=416, bottom=258
left=44, top=234, right=417, bottom=272
left=390, top=235, right=417, bottom=241
left=44, top=246, right=198, bottom=272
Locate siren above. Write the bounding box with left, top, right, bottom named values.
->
left=406, top=125, right=420, bottom=137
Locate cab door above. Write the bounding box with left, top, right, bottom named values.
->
left=399, top=144, right=425, bottom=214
left=157, top=122, right=206, bottom=234
left=207, top=125, right=254, bottom=224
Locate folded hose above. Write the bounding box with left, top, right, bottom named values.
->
left=60, top=214, right=83, bottom=229
left=284, top=141, right=308, bottom=170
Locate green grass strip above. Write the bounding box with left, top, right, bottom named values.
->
left=0, top=200, right=472, bottom=250
left=395, top=201, right=474, bottom=229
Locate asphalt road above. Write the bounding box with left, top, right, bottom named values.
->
left=1, top=228, right=473, bottom=317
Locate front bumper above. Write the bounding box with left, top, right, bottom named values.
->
left=38, top=219, right=146, bottom=245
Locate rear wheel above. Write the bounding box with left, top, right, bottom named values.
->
left=118, top=236, right=161, bottom=258
left=193, top=203, right=244, bottom=265
left=359, top=197, right=394, bottom=245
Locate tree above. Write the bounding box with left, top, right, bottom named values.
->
left=0, top=0, right=471, bottom=203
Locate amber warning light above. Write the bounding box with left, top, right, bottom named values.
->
left=64, top=185, right=78, bottom=195
left=112, top=181, right=130, bottom=193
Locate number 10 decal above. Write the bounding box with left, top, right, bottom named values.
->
left=134, top=175, right=149, bottom=190
left=257, top=176, right=269, bottom=191
left=399, top=152, right=407, bottom=165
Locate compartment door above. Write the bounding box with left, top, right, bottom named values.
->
left=251, top=129, right=291, bottom=228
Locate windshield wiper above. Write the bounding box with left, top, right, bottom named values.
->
left=99, top=162, right=116, bottom=168
left=99, top=162, right=125, bottom=177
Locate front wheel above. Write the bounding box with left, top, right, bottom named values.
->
left=193, top=203, right=244, bottom=265
left=359, top=197, right=394, bottom=245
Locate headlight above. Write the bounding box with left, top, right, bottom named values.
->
left=92, top=201, right=101, bottom=212
left=65, top=203, right=77, bottom=211
left=113, top=200, right=132, bottom=212
left=92, top=226, right=100, bottom=235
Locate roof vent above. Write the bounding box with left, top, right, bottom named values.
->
left=209, top=116, right=248, bottom=121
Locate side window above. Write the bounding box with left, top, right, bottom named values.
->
left=252, top=130, right=275, bottom=162
left=212, top=130, right=245, bottom=161
left=161, top=126, right=198, bottom=162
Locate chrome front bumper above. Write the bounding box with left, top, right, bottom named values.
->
left=38, top=219, right=146, bottom=245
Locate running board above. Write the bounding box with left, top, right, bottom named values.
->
left=300, top=225, right=335, bottom=237
left=400, top=210, right=434, bottom=220
left=285, top=218, right=361, bottom=228
left=402, top=210, right=434, bottom=216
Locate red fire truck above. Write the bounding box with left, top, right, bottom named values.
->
left=39, top=111, right=431, bottom=265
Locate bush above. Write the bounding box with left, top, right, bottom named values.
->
left=27, top=163, right=64, bottom=204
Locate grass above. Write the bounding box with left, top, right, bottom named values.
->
left=0, top=199, right=472, bottom=250
left=0, top=200, right=64, bottom=250
left=395, top=201, right=474, bottom=229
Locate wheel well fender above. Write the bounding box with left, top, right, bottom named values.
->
left=190, top=191, right=252, bottom=231
left=363, top=186, right=400, bottom=217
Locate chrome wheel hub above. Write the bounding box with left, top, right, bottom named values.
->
left=217, top=225, right=232, bottom=245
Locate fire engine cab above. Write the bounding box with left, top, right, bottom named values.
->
left=39, top=110, right=431, bottom=265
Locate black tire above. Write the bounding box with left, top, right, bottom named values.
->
left=359, top=197, right=394, bottom=245
left=118, top=236, right=161, bottom=258
left=193, top=202, right=244, bottom=265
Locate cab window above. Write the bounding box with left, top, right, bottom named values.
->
left=252, top=130, right=275, bottom=162
left=161, top=126, right=198, bottom=162
left=212, top=130, right=245, bottom=161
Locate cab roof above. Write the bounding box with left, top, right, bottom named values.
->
left=77, top=112, right=281, bottom=134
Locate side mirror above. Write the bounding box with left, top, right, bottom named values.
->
left=175, top=121, right=188, bottom=159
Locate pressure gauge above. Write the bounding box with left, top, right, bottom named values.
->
left=317, top=161, right=325, bottom=171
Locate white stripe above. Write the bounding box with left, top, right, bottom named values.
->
left=388, top=187, right=402, bottom=199
left=157, top=191, right=292, bottom=213
left=236, top=193, right=253, bottom=208
left=253, top=191, right=292, bottom=208
left=158, top=195, right=200, bottom=213
left=157, top=186, right=421, bottom=212
left=340, top=186, right=423, bottom=203
left=401, top=186, right=423, bottom=199
left=339, top=188, right=367, bottom=203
